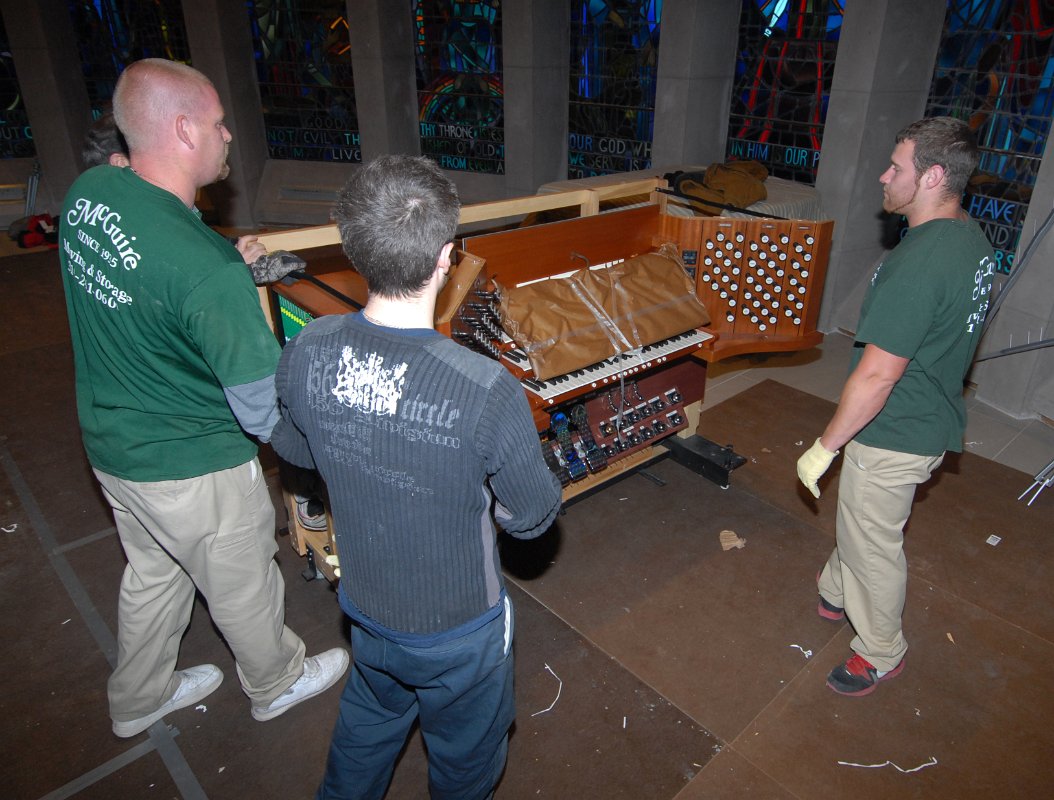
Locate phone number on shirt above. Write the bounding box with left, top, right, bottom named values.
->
left=62, top=237, right=134, bottom=309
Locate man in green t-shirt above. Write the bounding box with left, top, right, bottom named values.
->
left=796, top=117, right=995, bottom=696
left=59, top=58, right=348, bottom=738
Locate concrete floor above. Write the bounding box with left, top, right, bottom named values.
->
left=2, top=248, right=1052, bottom=799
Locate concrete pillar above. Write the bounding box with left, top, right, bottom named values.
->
left=347, top=0, right=420, bottom=161
left=652, top=0, right=740, bottom=169
left=182, top=0, right=269, bottom=229
left=0, top=0, right=92, bottom=214
left=503, top=0, right=570, bottom=197
left=813, top=0, right=946, bottom=333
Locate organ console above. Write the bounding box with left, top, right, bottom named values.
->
left=261, top=181, right=833, bottom=573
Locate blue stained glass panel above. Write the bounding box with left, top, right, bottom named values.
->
left=927, top=0, right=1054, bottom=275
left=0, top=14, right=34, bottom=158
left=726, top=0, right=844, bottom=184
left=68, top=0, right=191, bottom=115
left=415, top=0, right=504, bottom=175
left=247, top=0, right=361, bottom=163
left=568, top=0, right=661, bottom=178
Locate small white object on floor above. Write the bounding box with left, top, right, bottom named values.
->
left=837, top=756, right=938, bottom=773
left=789, top=644, right=812, bottom=658
left=531, top=664, right=563, bottom=717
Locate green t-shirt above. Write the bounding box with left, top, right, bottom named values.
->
left=59, top=166, right=280, bottom=481
left=852, top=217, right=995, bottom=456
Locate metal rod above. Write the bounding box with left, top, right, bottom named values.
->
left=286, top=270, right=364, bottom=311
left=973, top=337, right=1054, bottom=362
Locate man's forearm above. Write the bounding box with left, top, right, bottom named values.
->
left=820, top=343, right=909, bottom=451
left=821, top=379, right=893, bottom=450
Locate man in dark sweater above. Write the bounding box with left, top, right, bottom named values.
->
left=272, top=154, right=562, bottom=800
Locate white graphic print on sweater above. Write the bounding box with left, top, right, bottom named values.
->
left=332, top=346, right=407, bottom=416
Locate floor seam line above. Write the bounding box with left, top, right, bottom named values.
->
left=0, top=442, right=208, bottom=800
left=52, top=525, right=118, bottom=554
left=688, top=741, right=809, bottom=800
left=36, top=736, right=160, bottom=800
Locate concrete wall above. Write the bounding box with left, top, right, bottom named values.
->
left=3, top=0, right=1051, bottom=420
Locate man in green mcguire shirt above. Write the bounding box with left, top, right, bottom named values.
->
left=59, top=58, right=347, bottom=738
left=797, top=117, right=995, bottom=696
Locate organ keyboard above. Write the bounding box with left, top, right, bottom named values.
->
left=502, top=329, right=713, bottom=405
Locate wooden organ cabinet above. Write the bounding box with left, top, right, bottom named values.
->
left=259, top=183, right=833, bottom=577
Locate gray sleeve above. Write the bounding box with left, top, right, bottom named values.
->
left=480, top=371, right=562, bottom=539
left=223, top=374, right=280, bottom=442
left=269, top=336, right=318, bottom=470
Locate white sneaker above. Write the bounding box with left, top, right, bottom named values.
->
left=112, top=664, right=224, bottom=738
left=251, top=648, right=349, bottom=722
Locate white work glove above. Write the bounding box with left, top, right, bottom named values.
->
left=796, top=438, right=838, bottom=499
left=325, top=554, right=341, bottom=579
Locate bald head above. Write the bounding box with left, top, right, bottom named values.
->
left=113, top=59, right=215, bottom=154
left=111, top=59, right=233, bottom=200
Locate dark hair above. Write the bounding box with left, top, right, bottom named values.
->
left=82, top=112, right=129, bottom=168
left=895, top=117, right=979, bottom=199
left=332, top=155, right=460, bottom=298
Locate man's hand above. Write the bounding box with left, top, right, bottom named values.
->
left=797, top=438, right=838, bottom=499
left=235, top=235, right=268, bottom=265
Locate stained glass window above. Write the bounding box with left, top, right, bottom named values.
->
left=247, top=1, right=360, bottom=163
left=726, top=0, right=844, bottom=184
left=414, top=0, right=504, bottom=174
left=927, top=0, right=1054, bottom=275
left=68, top=0, right=191, bottom=115
left=567, top=0, right=661, bottom=178
left=0, top=14, right=34, bottom=158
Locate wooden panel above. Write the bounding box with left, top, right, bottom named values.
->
left=256, top=180, right=668, bottom=255
left=458, top=189, right=598, bottom=224
left=258, top=224, right=341, bottom=252
left=461, top=204, right=664, bottom=287
left=435, top=251, right=487, bottom=330
left=559, top=446, right=665, bottom=503
left=686, top=218, right=834, bottom=361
